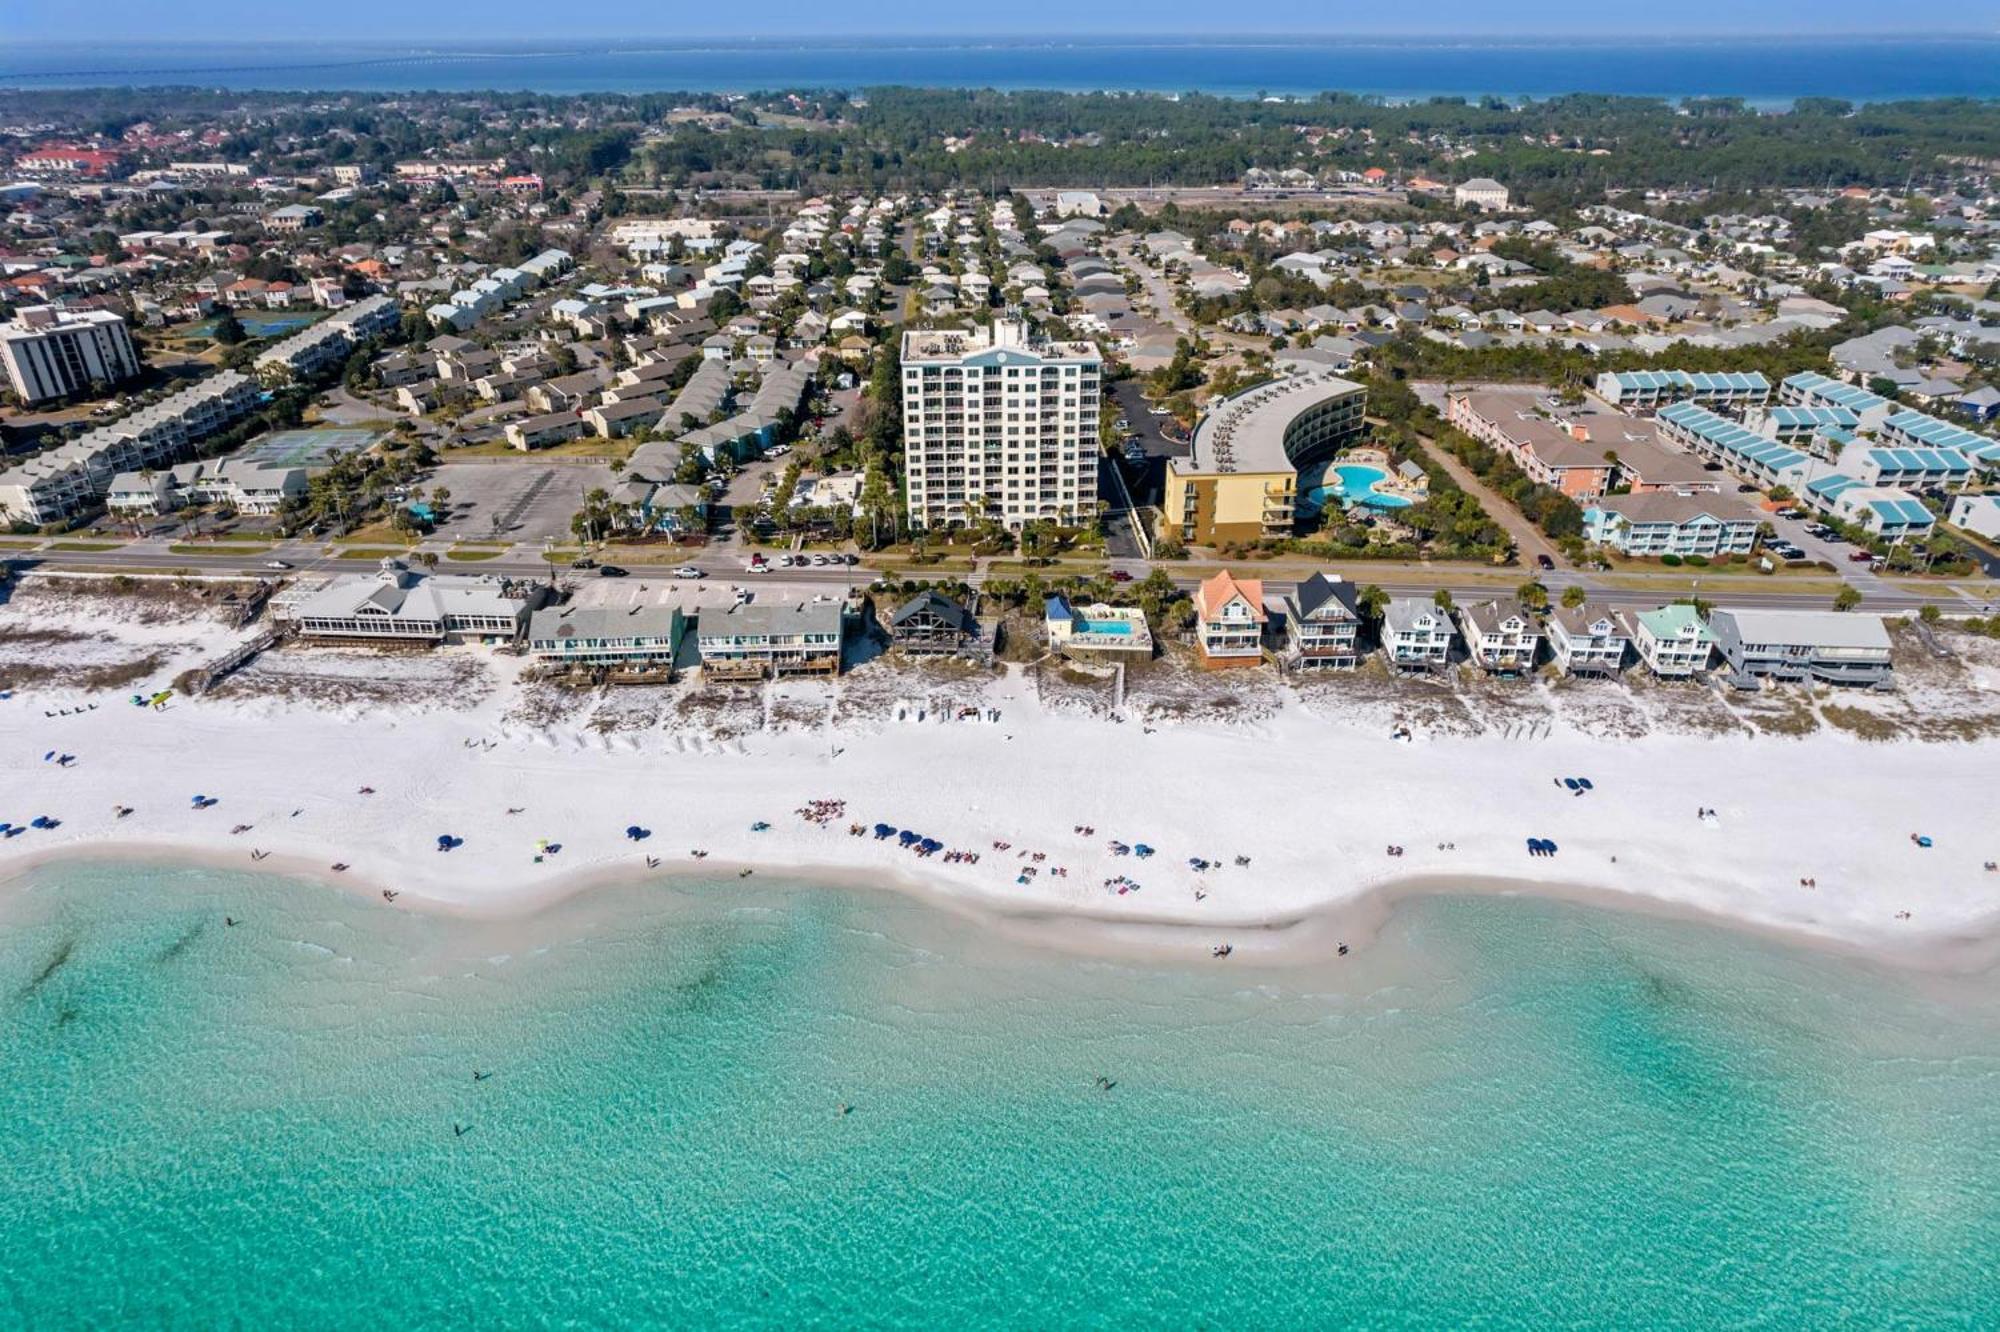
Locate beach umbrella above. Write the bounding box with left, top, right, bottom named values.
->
left=920, top=838, right=942, bottom=853
left=873, top=823, right=895, bottom=839
left=437, top=834, right=455, bottom=850
left=897, top=830, right=919, bottom=846
left=626, top=825, right=647, bottom=841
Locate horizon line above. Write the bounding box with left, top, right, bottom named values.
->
left=8, top=30, right=1998, bottom=44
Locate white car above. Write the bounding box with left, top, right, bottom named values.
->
left=264, top=559, right=293, bottom=570
left=746, top=561, right=771, bottom=573
left=674, top=566, right=704, bottom=579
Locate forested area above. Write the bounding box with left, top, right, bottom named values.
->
left=7, top=85, right=1996, bottom=198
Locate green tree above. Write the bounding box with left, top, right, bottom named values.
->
left=1833, top=585, right=1863, bottom=613
left=1357, top=583, right=1389, bottom=622
left=1560, top=584, right=1587, bottom=610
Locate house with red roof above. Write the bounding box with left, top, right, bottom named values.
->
left=1194, top=570, right=1267, bottom=668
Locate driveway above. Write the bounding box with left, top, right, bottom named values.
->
left=1411, top=426, right=1560, bottom=569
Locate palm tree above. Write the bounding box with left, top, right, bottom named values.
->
left=1516, top=580, right=1550, bottom=612
left=1560, top=584, right=1588, bottom=610
left=1833, top=585, right=1863, bottom=613
left=1432, top=588, right=1454, bottom=614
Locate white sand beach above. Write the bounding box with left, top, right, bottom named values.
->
left=3, top=576, right=1999, bottom=967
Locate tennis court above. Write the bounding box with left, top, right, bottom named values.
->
left=241, top=427, right=383, bottom=469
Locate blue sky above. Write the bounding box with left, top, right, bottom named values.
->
left=3, top=1, right=1986, bottom=40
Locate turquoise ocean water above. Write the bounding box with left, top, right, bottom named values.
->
left=3, top=862, right=1997, bottom=1327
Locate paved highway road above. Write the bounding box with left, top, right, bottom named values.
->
left=12, top=538, right=1989, bottom=618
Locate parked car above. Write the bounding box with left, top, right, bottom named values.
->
left=674, top=566, right=704, bottom=579
left=1849, top=550, right=1878, bottom=563
left=843, top=553, right=859, bottom=565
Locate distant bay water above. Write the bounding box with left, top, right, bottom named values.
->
left=1, top=37, right=1997, bottom=103
left=3, top=861, right=1998, bottom=1326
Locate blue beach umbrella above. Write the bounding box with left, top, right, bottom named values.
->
left=873, top=823, right=895, bottom=839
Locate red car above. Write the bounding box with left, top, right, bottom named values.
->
left=1108, top=570, right=1134, bottom=582
left=1848, top=550, right=1877, bottom=563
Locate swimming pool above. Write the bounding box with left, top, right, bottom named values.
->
left=1074, top=620, right=1134, bottom=636
left=1302, top=462, right=1413, bottom=513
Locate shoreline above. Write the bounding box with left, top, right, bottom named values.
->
left=5, top=595, right=1999, bottom=982
left=9, top=836, right=2000, bottom=979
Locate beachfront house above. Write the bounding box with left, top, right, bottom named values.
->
left=694, top=597, right=845, bottom=681
left=1381, top=597, right=1453, bottom=671
left=1545, top=604, right=1631, bottom=677
left=887, top=590, right=987, bottom=659
left=1281, top=572, right=1363, bottom=670
left=1455, top=598, right=1541, bottom=676
left=1709, top=608, right=1893, bottom=689
left=1633, top=603, right=1715, bottom=679
left=526, top=603, right=686, bottom=677
left=1044, top=595, right=1152, bottom=661
left=279, top=559, right=548, bottom=644
left=1193, top=570, right=1267, bottom=667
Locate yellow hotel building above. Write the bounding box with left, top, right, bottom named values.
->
left=1162, top=373, right=1368, bottom=545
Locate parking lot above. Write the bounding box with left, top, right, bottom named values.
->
left=423, top=461, right=618, bottom=544
left=1108, top=379, right=1187, bottom=508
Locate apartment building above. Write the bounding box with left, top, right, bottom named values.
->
left=1594, top=370, right=1770, bottom=414
left=1, top=307, right=143, bottom=404
left=1655, top=401, right=1812, bottom=492
left=0, top=371, right=258, bottom=525
left=1444, top=390, right=1614, bottom=499
left=526, top=604, right=686, bottom=675
left=1875, top=410, right=2000, bottom=475
left=1164, top=372, right=1367, bottom=543
left=1580, top=493, right=1762, bottom=558
left=1709, top=609, right=1893, bottom=689
left=695, top=598, right=845, bottom=680
left=106, top=459, right=306, bottom=515
left=1778, top=372, right=1896, bottom=433
left=253, top=295, right=399, bottom=381
left=900, top=319, right=1102, bottom=530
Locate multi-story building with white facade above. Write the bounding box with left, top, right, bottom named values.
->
left=254, top=295, right=400, bottom=382
left=1580, top=492, right=1763, bottom=558
left=1, top=307, right=143, bottom=404
left=0, top=371, right=259, bottom=525
left=901, top=319, right=1101, bottom=530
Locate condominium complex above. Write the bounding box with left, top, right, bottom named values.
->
left=1, top=307, right=143, bottom=404
left=254, top=295, right=401, bottom=381
left=1164, top=372, right=1367, bottom=543
left=900, top=319, right=1102, bottom=529
left=0, top=371, right=259, bottom=525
